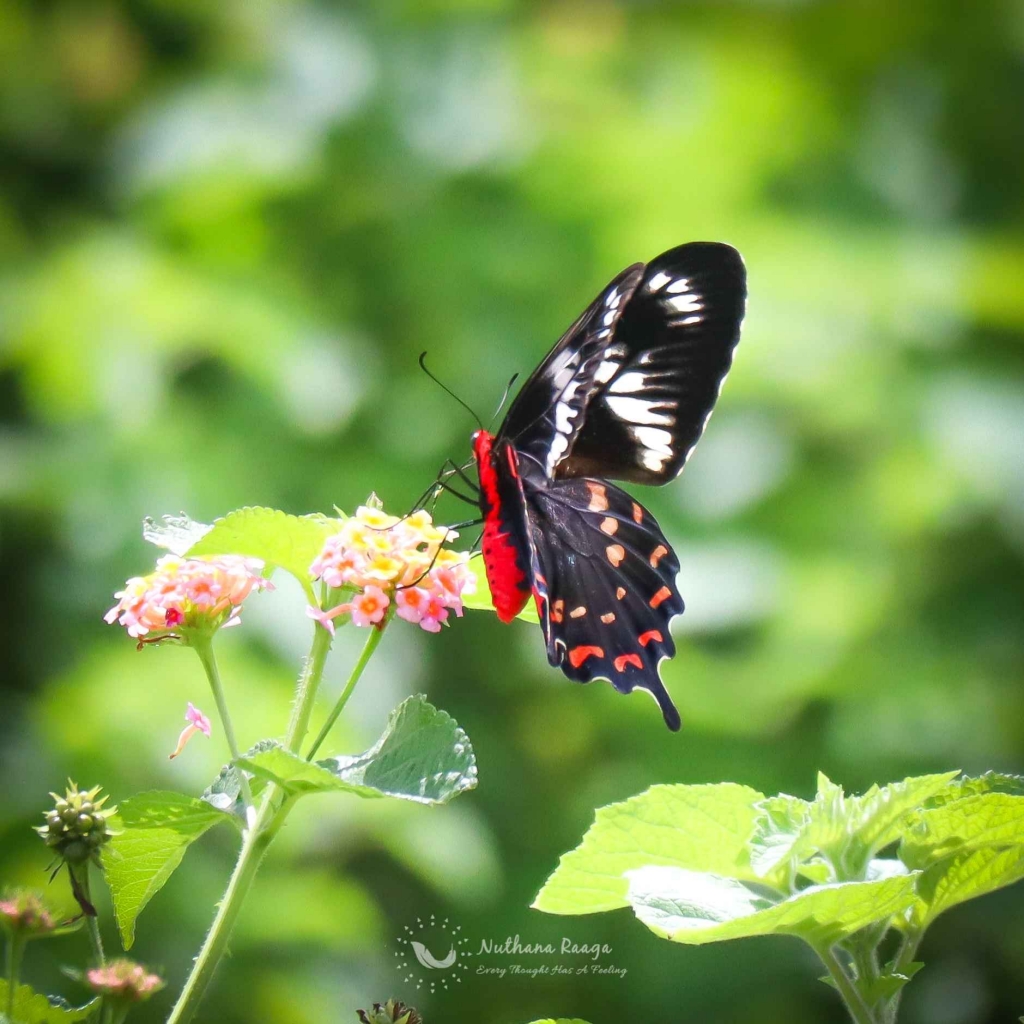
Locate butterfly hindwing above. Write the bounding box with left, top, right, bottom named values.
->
left=521, top=467, right=684, bottom=730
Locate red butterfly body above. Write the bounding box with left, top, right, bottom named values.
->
left=471, top=242, right=746, bottom=730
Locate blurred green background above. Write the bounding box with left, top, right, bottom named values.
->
left=1, top=1, right=1023, bottom=1021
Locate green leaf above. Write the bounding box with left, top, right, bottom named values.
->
left=238, top=695, right=477, bottom=805
left=201, top=760, right=265, bottom=823
left=749, top=771, right=960, bottom=882
left=911, top=844, right=1024, bottom=927
left=624, top=866, right=918, bottom=947
left=462, top=554, right=540, bottom=623
left=533, top=783, right=766, bottom=916
left=0, top=981, right=98, bottom=1023
left=749, top=793, right=810, bottom=878
left=901, top=793, right=1024, bottom=869
left=104, top=791, right=234, bottom=948
left=186, top=506, right=339, bottom=600
left=919, top=771, right=1024, bottom=809
left=142, top=512, right=213, bottom=555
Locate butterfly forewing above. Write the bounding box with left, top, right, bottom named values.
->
left=521, top=466, right=684, bottom=730
left=555, top=242, right=745, bottom=484
left=498, top=264, right=645, bottom=476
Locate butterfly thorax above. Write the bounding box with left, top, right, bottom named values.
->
left=471, top=430, right=533, bottom=624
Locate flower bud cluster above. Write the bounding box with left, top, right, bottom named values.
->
left=0, top=891, right=57, bottom=938
left=309, top=502, right=474, bottom=635
left=105, top=554, right=269, bottom=641
left=35, top=783, right=117, bottom=864
left=86, top=959, right=164, bottom=1002
left=356, top=1000, right=423, bottom=1024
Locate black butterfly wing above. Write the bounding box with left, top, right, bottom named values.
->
left=501, top=242, right=746, bottom=486
left=497, top=263, right=645, bottom=476
left=521, top=466, right=684, bottom=731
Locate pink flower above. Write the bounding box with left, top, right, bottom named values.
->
left=307, top=498, right=475, bottom=636
left=304, top=602, right=351, bottom=637
left=418, top=590, right=450, bottom=633
left=169, top=702, right=212, bottom=760
left=106, top=555, right=270, bottom=644
left=85, top=960, right=164, bottom=1002
left=349, top=585, right=389, bottom=627
left=395, top=586, right=430, bottom=625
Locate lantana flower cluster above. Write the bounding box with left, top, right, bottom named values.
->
left=105, top=554, right=270, bottom=641
left=308, top=503, right=474, bottom=634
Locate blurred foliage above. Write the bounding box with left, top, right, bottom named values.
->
left=0, top=1, right=1022, bottom=1022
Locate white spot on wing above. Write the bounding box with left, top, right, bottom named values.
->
left=608, top=371, right=647, bottom=394
left=634, top=426, right=675, bottom=454
left=647, top=270, right=671, bottom=291
left=606, top=396, right=674, bottom=426
left=594, top=359, right=619, bottom=384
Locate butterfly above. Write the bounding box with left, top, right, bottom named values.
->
left=467, top=242, right=746, bottom=730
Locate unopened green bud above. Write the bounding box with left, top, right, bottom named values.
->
left=356, top=1000, right=423, bottom=1024
left=35, top=781, right=118, bottom=865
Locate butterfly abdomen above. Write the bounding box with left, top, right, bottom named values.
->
left=472, top=430, right=532, bottom=623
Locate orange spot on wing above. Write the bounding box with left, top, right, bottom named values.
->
left=569, top=606, right=587, bottom=619
left=638, top=629, right=664, bottom=646
left=649, top=544, right=668, bottom=567
left=551, top=599, right=564, bottom=623
left=632, top=502, right=643, bottom=524
left=614, top=653, right=643, bottom=672
left=606, top=544, right=625, bottom=567
left=569, top=645, right=604, bottom=668
left=615, top=587, right=626, bottom=600
left=600, top=517, right=618, bottom=536
left=586, top=481, right=609, bottom=512
left=649, top=586, right=672, bottom=608
left=601, top=612, right=616, bottom=624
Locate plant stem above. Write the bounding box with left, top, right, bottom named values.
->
left=193, top=639, right=254, bottom=819
left=816, top=944, right=877, bottom=1024
left=75, top=866, right=105, bottom=966
left=166, top=619, right=344, bottom=1024
left=285, top=620, right=335, bottom=755
left=305, top=625, right=384, bottom=761
left=164, top=794, right=290, bottom=1024
left=6, top=935, right=25, bottom=1020
left=884, top=929, right=924, bottom=1022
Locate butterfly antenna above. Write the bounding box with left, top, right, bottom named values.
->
left=489, top=372, right=519, bottom=426
left=419, top=352, right=483, bottom=430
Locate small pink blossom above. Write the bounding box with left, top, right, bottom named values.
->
left=418, top=590, right=450, bottom=633
left=106, top=555, right=270, bottom=644
left=169, top=702, right=212, bottom=760
left=85, top=960, right=164, bottom=1002
left=308, top=499, right=474, bottom=635
left=304, top=602, right=352, bottom=637
left=350, top=585, right=389, bottom=627
left=395, top=586, right=430, bottom=624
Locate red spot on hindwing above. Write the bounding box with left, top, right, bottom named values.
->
left=614, top=653, right=643, bottom=672
left=638, top=629, right=663, bottom=647
left=569, top=645, right=604, bottom=668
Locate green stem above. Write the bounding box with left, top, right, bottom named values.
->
left=165, top=617, right=344, bottom=1024
left=285, top=620, right=335, bottom=755
left=6, top=935, right=25, bottom=1020
left=73, top=866, right=105, bottom=966
left=164, top=794, right=293, bottom=1024
left=816, top=945, right=877, bottom=1024
left=305, top=625, right=385, bottom=761
left=193, top=639, right=254, bottom=819
left=884, top=929, right=924, bottom=1022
